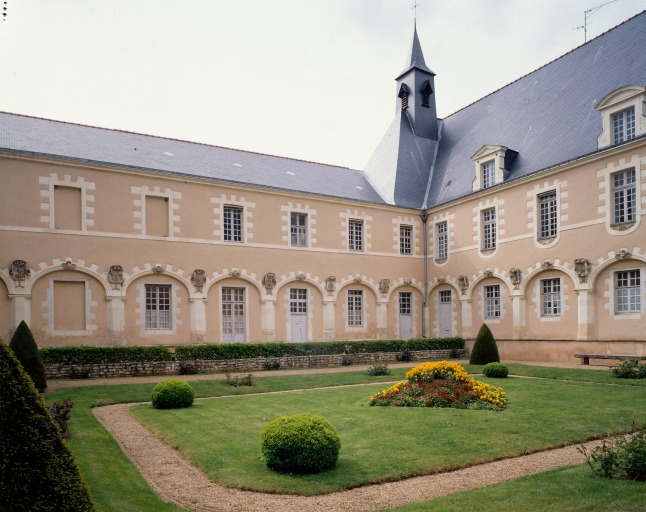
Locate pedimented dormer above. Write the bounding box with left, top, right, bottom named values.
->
left=596, top=85, right=646, bottom=149
left=471, top=145, right=517, bottom=191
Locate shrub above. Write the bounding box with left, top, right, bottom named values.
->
left=9, top=321, right=47, bottom=392
left=580, top=425, right=646, bottom=481
left=151, top=379, right=194, bottom=409
left=469, top=323, right=500, bottom=365
left=0, top=340, right=95, bottom=511
left=612, top=360, right=646, bottom=379
left=49, top=399, right=74, bottom=438
left=225, top=373, right=253, bottom=387
left=396, top=341, right=413, bottom=361
left=367, top=363, right=390, bottom=376
left=261, top=413, right=341, bottom=474
left=179, top=361, right=200, bottom=375
left=483, top=362, right=509, bottom=378
left=263, top=357, right=281, bottom=370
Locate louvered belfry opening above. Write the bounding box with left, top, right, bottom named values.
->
left=398, top=84, right=409, bottom=110
left=421, top=80, right=433, bottom=108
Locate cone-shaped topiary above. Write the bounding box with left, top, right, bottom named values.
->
left=0, top=339, right=95, bottom=511
left=469, top=323, right=500, bottom=365
left=261, top=413, right=341, bottom=474
left=9, top=320, right=47, bottom=392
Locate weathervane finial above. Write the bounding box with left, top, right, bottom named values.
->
left=412, top=1, right=420, bottom=22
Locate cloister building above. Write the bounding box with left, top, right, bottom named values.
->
left=1, top=13, right=645, bottom=361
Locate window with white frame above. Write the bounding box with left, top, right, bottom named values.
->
left=399, top=292, right=412, bottom=314
left=436, top=221, right=448, bottom=259
left=482, top=208, right=497, bottom=251
left=615, top=270, right=641, bottom=313
left=290, top=288, right=308, bottom=313
left=612, top=170, right=636, bottom=225
left=290, top=212, right=307, bottom=247
left=400, top=225, right=412, bottom=254
left=613, top=107, right=635, bottom=144
left=348, top=219, right=363, bottom=251
left=223, top=206, right=243, bottom=242
left=541, top=278, right=561, bottom=316
left=145, top=284, right=171, bottom=329
left=482, top=161, right=495, bottom=189
left=439, top=290, right=451, bottom=303
left=484, top=285, right=501, bottom=318
left=347, top=290, right=363, bottom=326
left=538, top=191, right=558, bottom=239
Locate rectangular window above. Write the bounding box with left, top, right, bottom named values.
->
left=612, top=170, right=636, bottom=225
left=399, top=225, right=412, bottom=254
left=538, top=191, right=558, bottom=239
left=482, top=160, right=495, bottom=189
left=616, top=270, right=641, bottom=313
left=145, top=284, right=171, bottom=329
left=290, top=212, right=307, bottom=247
left=399, top=292, right=412, bottom=314
left=484, top=285, right=501, bottom=318
left=347, top=290, right=363, bottom=326
left=289, top=288, right=308, bottom=313
left=436, top=222, right=448, bottom=259
left=145, top=195, right=169, bottom=237
left=223, top=206, right=243, bottom=242
left=482, top=208, right=497, bottom=251
left=613, top=107, right=635, bottom=144
left=541, top=278, right=561, bottom=316
left=54, top=185, right=83, bottom=231
left=348, top=219, right=363, bottom=251
left=222, top=287, right=245, bottom=341
left=54, top=281, right=86, bottom=331
left=439, top=290, right=451, bottom=303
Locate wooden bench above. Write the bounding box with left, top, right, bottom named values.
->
left=573, top=353, right=646, bottom=365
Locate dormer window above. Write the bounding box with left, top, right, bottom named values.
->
left=471, top=145, right=517, bottom=192
left=421, top=80, right=433, bottom=108
left=398, top=84, right=409, bottom=110
left=596, top=85, right=645, bottom=149
left=613, top=107, right=635, bottom=144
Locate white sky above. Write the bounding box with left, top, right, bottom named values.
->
left=1, top=0, right=645, bottom=170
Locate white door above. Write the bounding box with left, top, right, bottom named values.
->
left=222, top=287, right=245, bottom=343
left=289, top=288, right=308, bottom=342
left=399, top=292, right=413, bottom=340
left=439, top=290, right=453, bottom=337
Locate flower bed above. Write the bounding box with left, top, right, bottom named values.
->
left=369, top=361, right=507, bottom=410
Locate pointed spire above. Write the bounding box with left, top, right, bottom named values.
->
left=397, top=22, right=435, bottom=79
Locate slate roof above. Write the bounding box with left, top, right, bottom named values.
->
left=0, top=112, right=387, bottom=205
left=425, top=11, right=646, bottom=208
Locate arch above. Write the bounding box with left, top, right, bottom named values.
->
left=122, top=265, right=193, bottom=296
left=588, top=251, right=646, bottom=289
left=0, top=270, right=13, bottom=295
left=202, top=268, right=264, bottom=297
left=385, top=278, right=425, bottom=302
left=331, top=275, right=380, bottom=302
left=427, top=277, right=461, bottom=296
left=274, top=275, right=326, bottom=299
left=519, top=261, right=578, bottom=295
left=25, top=259, right=111, bottom=296
left=467, top=269, right=512, bottom=299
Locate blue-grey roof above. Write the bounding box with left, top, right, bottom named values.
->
left=0, top=112, right=386, bottom=205
left=426, top=11, right=646, bottom=208
left=396, top=23, right=435, bottom=79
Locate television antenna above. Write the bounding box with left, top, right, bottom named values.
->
left=576, top=0, right=620, bottom=42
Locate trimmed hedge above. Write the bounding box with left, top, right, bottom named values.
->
left=175, top=337, right=464, bottom=361
left=40, top=345, right=173, bottom=365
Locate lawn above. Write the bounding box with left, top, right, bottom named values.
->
left=45, top=363, right=646, bottom=511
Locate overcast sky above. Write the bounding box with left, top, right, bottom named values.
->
left=1, top=0, right=645, bottom=169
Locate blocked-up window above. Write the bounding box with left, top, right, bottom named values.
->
left=146, top=196, right=169, bottom=237
left=54, top=280, right=86, bottom=330
left=54, top=186, right=82, bottom=230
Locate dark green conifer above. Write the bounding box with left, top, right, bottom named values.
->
left=469, top=323, right=501, bottom=365
left=0, top=339, right=95, bottom=511
left=9, top=320, right=47, bottom=392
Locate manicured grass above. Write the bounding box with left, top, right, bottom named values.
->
left=502, top=363, right=646, bottom=386
left=385, top=463, right=646, bottom=512
left=131, top=376, right=646, bottom=495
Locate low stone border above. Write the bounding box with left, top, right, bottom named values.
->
left=45, top=349, right=467, bottom=379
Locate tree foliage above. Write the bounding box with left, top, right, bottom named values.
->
left=9, top=320, right=47, bottom=392
left=469, top=323, right=501, bottom=365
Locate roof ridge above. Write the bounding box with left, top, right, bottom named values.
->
left=0, top=110, right=353, bottom=171
left=443, top=10, right=645, bottom=120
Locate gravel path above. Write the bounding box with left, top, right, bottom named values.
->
left=94, top=396, right=603, bottom=512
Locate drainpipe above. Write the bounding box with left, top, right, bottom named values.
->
left=420, top=210, right=429, bottom=338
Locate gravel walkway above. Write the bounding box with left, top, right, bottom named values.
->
left=94, top=395, right=603, bottom=512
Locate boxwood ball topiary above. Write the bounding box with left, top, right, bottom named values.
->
left=151, top=379, right=194, bottom=409
left=483, top=362, right=508, bottom=378
left=469, top=323, right=500, bottom=365
left=261, top=413, right=341, bottom=474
